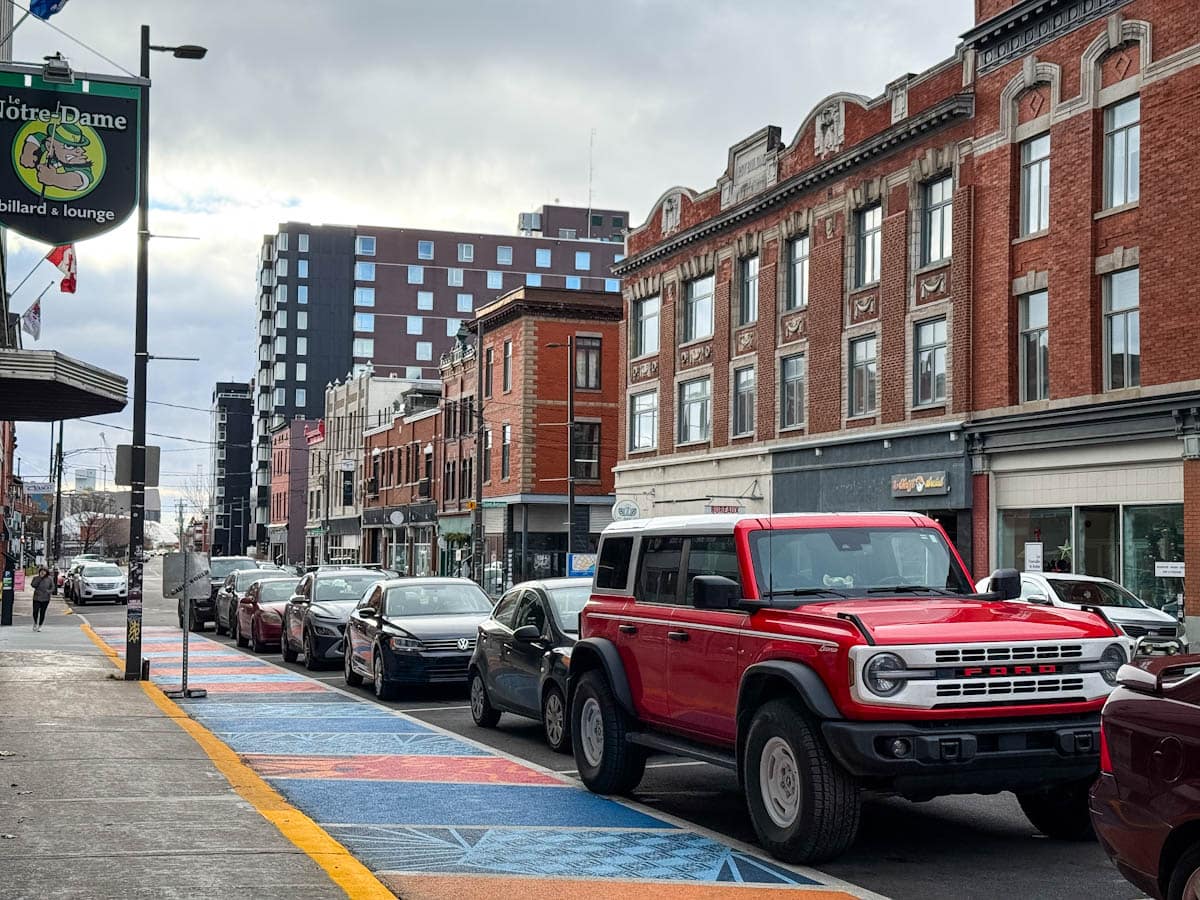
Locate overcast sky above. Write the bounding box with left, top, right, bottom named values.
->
left=7, top=0, right=972, bottom=519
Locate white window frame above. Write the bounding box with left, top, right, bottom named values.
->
left=417, top=240, right=434, bottom=260
left=356, top=235, right=376, bottom=256
left=1020, top=134, right=1051, bottom=236
left=458, top=243, right=474, bottom=263
left=629, top=390, right=658, bottom=452
left=677, top=376, right=712, bottom=445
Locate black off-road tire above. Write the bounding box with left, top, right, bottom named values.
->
left=469, top=670, right=501, bottom=727
left=743, top=697, right=861, bottom=864
left=1016, top=779, right=1095, bottom=841
left=571, top=670, right=646, bottom=795
left=1167, top=841, right=1200, bottom=900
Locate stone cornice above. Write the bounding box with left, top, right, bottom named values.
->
left=615, top=94, right=974, bottom=277
left=961, top=0, right=1133, bottom=75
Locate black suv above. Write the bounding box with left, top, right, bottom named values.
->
left=281, top=568, right=390, bottom=670
left=181, top=555, right=260, bottom=631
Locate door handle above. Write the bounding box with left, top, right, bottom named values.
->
left=667, top=630, right=689, bottom=642
left=618, top=624, right=638, bottom=635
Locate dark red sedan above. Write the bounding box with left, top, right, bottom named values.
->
left=1090, top=653, right=1200, bottom=900
left=235, top=577, right=298, bottom=653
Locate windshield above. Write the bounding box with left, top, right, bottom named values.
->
left=547, top=585, right=590, bottom=633
left=749, top=527, right=973, bottom=598
left=1048, top=579, right=1146, bottom=609
left=235, top=569, right=273, bottom=589
left=315, top=573, right=381, bottom=602
left=384, top=583, right=492, bottom=617
left=83, top=564, right=122, bottom=578
left=211, top=558, right=258, bottom=579
left=258, top=579, right=299, bottom=602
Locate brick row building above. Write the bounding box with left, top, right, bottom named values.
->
left=614, top=0, right=1200, bottom=630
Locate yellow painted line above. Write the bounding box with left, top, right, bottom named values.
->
left=80, top=623, right=393, bottom=900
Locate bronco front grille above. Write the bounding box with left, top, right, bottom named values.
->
left=934, top=644, right=1084, bottom=664
left=936, top=677, right=1086, bottom=698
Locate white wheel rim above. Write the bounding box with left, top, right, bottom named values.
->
left=471, top=677, right=485, bottom=719
left=544, top=692, right=564, bottom=746
left=759, top=736, right=801, bottom=828
left=580, top=697, right=604, bottom=767
left=1184, top=865, right=1200, bottom=900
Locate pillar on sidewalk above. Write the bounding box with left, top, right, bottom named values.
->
left=1183, top=456, right=1200, bottom=635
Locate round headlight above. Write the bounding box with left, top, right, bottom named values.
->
left=864, top=652, right=907, bottom=697
left=1100, top=642, right=1127, bottom=686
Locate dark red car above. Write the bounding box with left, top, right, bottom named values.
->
left=1090, top=653, right=1200, bottom=900
left=235, top=577, right=299, bottom=653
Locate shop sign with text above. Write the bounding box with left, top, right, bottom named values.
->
left=0, top=66, right=144, bottom=244
left=890, top=471, right=950, bottom=498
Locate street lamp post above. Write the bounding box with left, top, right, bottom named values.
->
left=124, top=26, right=206, bottom=682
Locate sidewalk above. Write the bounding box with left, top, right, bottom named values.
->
left=87, top=624, right=872, bottom=900
left=0, top=611, right=345, bottom=900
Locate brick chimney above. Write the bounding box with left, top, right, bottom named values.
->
left=975, top=0, right=1023, bottom=24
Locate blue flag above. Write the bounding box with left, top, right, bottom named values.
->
left=30, top=0, right=70, bottom=20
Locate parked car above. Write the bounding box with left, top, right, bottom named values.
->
left=1090, top=653, right=1200, bottom=899
left=344, top=577, right=493, bottom=700
left=235, top=577, right=300, bottom=653
left=216, top=568, right=291, bottom=639
left=71, top=562, right=128, bottom=605
left=62, top=561, right=86, bottom=600
left=180, top=555, right=261, bottom=631
left=567, top=513, right=1129, bottom=864
left=975, top=571, right=1187, bottom=650
left=469, top=577, right=589, bottom=751
left=281, top=568, right=386, bottom=670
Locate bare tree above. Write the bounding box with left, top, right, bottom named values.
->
left=74, top=493, right=126, bottom=556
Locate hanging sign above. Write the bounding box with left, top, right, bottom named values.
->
left=0, top=65, right=144, bottom=244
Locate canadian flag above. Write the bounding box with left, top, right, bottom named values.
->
left=46, top=244, right=76, bottom=294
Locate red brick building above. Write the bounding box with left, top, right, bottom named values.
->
left=440, top=286, right=622, bottom=592
left=360, top=385, right=442, bottom=575
left=267, top=418, right=313, bottom=565
left=616, top=0, right=1200, bottom=627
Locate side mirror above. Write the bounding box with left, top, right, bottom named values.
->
left=513, top=624, right=541, bottom=643
left=359, top=606, right=378, bottom=619
left=1027, top=594, right=1053, bottom=606
left=693, top=575, right=741, bottom=610
left=988, top=568, right=1021, bottom=601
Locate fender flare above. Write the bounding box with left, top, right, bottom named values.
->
left=738, top=659, right=842, bottom=722
left=566, top=637, right=636, bottom=718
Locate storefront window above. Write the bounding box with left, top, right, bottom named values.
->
left=412, top=526, right=434, bottom=576
left=999, top=508, right=1072, bottom=572
left=1076, top=506, right=1119, bottom=582
left=1122, top=504, right=1184, bottom=611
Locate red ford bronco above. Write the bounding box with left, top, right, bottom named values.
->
left=568, top=513, right=1128, bottom=863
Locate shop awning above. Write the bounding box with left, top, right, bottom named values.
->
left=0, top=349, right=127, bottom=420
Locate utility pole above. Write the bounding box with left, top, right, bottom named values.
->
left=472, top=323, right=484, bottom=587
left=51, top=421, right=63, bottom=568
left=566, top=335, right=576, bottom=560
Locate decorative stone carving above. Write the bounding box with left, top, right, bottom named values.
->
left=824, top=216, right=835, bottom=239
left=630, top=360, right=659, bottom=382
left=814, top=102, right=845, bottom=158
left=678, top=344, right=713, bottom=368
left=887, top=75, right=909, bottom=123
left=851, top=294, right=877, bottom=323
left=971, top=0, right=1128, bottom=75
left=735, top=330, right=755, bottom=355
left=718, top=126, right=782, bottom=210
left=661, top=194, right=681, bottom=235
left=919, top=272, right=946, bottom=300
left=782, top=314, right=806, bottom=340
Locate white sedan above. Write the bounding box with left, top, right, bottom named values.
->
left=73, top=562, right=128, bottom=605
left=975, top=571, right=1185, bottom=649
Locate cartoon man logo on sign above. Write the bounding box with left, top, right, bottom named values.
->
left=13, top=119, right=106, bottom=201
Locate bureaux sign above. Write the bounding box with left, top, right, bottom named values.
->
left=0, top=66, right=143, bottom=244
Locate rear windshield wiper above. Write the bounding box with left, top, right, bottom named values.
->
left=864, top=585, right=956, bottom=596
left=763, top=587, right=852, bottom=599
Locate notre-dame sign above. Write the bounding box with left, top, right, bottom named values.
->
left=0, top=65, right=143, bottom=244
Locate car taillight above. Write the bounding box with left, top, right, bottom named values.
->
left=1099, top=722, right=1113, bottom=774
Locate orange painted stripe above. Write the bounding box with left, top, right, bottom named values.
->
left=380, top=874, right=859, bottom=900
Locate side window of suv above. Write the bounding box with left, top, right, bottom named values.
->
left=635, top=536, right=684, bottom=604
left=596, top=537, right=634, bottom=590
left=358, top=586, right=382, bottom=610
left=685, top=535, right=741, bottom=603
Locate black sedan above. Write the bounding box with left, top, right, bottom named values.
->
left=281, top=569, right=386, bottom=670
left=468, top=578, right=588, bottom=752
left=344, top=578, right=493, bottom=701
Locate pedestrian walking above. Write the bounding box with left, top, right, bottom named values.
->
left=30, top=566, right=53, bottom=632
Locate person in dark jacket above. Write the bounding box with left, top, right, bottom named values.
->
left=30, top=567, right=53, bottom=632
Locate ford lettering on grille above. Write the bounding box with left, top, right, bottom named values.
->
left=957, top=664, right=1061, bottom=678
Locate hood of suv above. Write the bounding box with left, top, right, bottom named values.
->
left=798, top=598, right=1118, bottom=645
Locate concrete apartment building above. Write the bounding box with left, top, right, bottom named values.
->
left=210, top=382, right=253, bottom=556
left=615, top=0, right=1200, bottom=627
left=251, top=204, right=627, bottom=551
left=440, top=286, right=622, bottom=588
